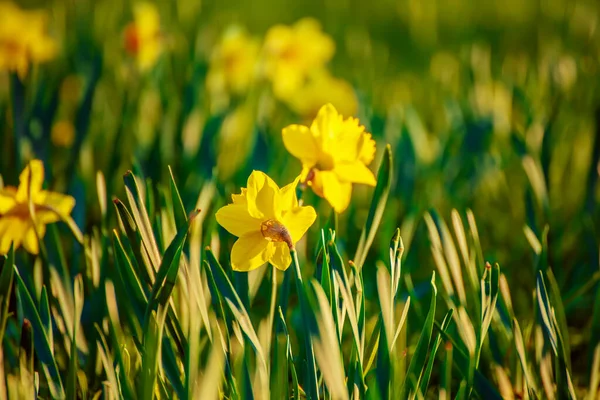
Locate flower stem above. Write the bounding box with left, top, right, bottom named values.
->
left=290, top=249, right=319, bottom=400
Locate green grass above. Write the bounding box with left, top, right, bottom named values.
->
left=1, top=0, right=600, bottom=399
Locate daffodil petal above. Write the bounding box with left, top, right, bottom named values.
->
left=282, top=206, right=316, bottom=244
left=16, top=160, right=45, bottom=202
left=334, top=162, right=377, bottom=186
left=0, top=219, right=13, bottom=254
left=320, top=171, right=352, bottom=213
left=232, top=188, right=248, bottom=205
left=310, top=103, right=342, bottom=153
left=230, top=232, right=275, bottom=272
left=269, top=242, right=292, bottom=271
left=215, top=204, right=261, bottom=238
left=282, top=124, right=318, bottom=165
left=246, top=171, right=280, bottom=220
left=38, top=191, right=76, bottom=221
left=22, top=223, right=45, bottom=255
left=0, top=188, right=17, bottom=213
left=0, top=217, right=29, bottom=254
left=358, top=133, right=377, bottom=165
left=279, top=176, right=300, bottom=212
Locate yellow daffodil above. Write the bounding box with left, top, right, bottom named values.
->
left=0, top=2, right=57, bottom=79
left=262, top=18, right=334, bottom=100
left=206, top=26, right=259, bottom=109
left=285, top=69, right=357, bottom=119
left=282, top=103, right=377, bottom=213
left=124, top=2, right=163, bottom=72
left=0, top=160, right=75, bottom=255
left=216, top=171, right=316, bottom=272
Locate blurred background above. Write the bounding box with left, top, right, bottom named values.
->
left=1, top=0, right=599, bottom=393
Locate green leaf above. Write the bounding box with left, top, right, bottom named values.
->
left=144, top=211, right=196, bottom=325
left=19, top=319, right=35, bottom=398
left=402, top=272, right=436, bottom=398
left=168, top=165, right=188, bottom=230
left=14, top=268, right=64, bottom=399
left=0, top=246, right=15, bottom=341
left=437, top=323, right=503, bottom=400
left=354, top=144, right=392, bottom=270
left=66, top=275, right=84, bottom=400
left=418, top=309, right=454, bottom=397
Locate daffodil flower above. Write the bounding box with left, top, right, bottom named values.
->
left=0, top=2, right=57, bottom=79
left=0, top=160, right=75, bottom=255
left=282, top=103, right=377, bottom=213
left=216, top=171, right=316, bottom=272
left=262, top=18, right=335, bottom=100
left=206, top=26, right=260, bottom=108
left=124, top=2, right=163, bottom=72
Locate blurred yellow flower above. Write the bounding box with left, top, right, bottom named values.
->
left=0, top=160, right=75, bottom=255
left=283, top=103, right=376, bottom=213
left=262, top=18, right=335, bottom=99
left=51, top=120, right=75, bottom=147
left=285, top=69, right=357, bottom=119
left=206, top=26, right=260, bottom=105
left=124, top=2, right=163, bottom=71
left=216, top=171, right=316, bottom=271
left=0, top=2, right=57, bottom=79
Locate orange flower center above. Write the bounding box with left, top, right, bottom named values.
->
left=260, top=219, right=293, bottom=249
left=2, top=202, right=31, bottom=220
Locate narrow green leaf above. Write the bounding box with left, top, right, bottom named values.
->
left=418, top=309, right=454, bottom=397
left=168, top=165, right=188, bottom=230
left=19, top=319, right=35, bottom=399
left=402, top=272, right=437, bottom=398
left=0, top=245, right=15, bottom=341
left=14, top=268, right=64, bottom=398
left=66, top=275, right=84, bottom=400
left=354, top=144, right=392, bottom=270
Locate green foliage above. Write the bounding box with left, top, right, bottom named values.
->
left=1, top=0, right=600, bottom=399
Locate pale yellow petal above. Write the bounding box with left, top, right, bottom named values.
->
left=282, top=124, right=318, bottom=165
left=269, top=242, right=292, bottom=271
left=16, top=160, right=45, bottom=202
left=215, top=204, right=261, bottom=238
left=334, top=162, right=377, bottom=186
left=320, top=171, right=353, bottom=213
left=230, top=232, right=274, bottom=272
left=282, top=205, right=316, bottom=244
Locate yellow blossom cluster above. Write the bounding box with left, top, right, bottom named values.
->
left=216, top=103, right=378, bottom=271
left=206, top=18, right=358, bottom=118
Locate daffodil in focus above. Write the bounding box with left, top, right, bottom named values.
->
left=0, top=2, right=57, bottom=79
left=216, top=171, right=316, bottom=272
left=206, top=26, right=259, bottom=109
left=0, top=160, right=75, bottom=255
left=285, top=69, right=357, bottom=119
left=262, top=18, right=335, bottom=99
left=124, top=2, right=163, bottom=71
left=283, top=104, right=377, bottom=213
